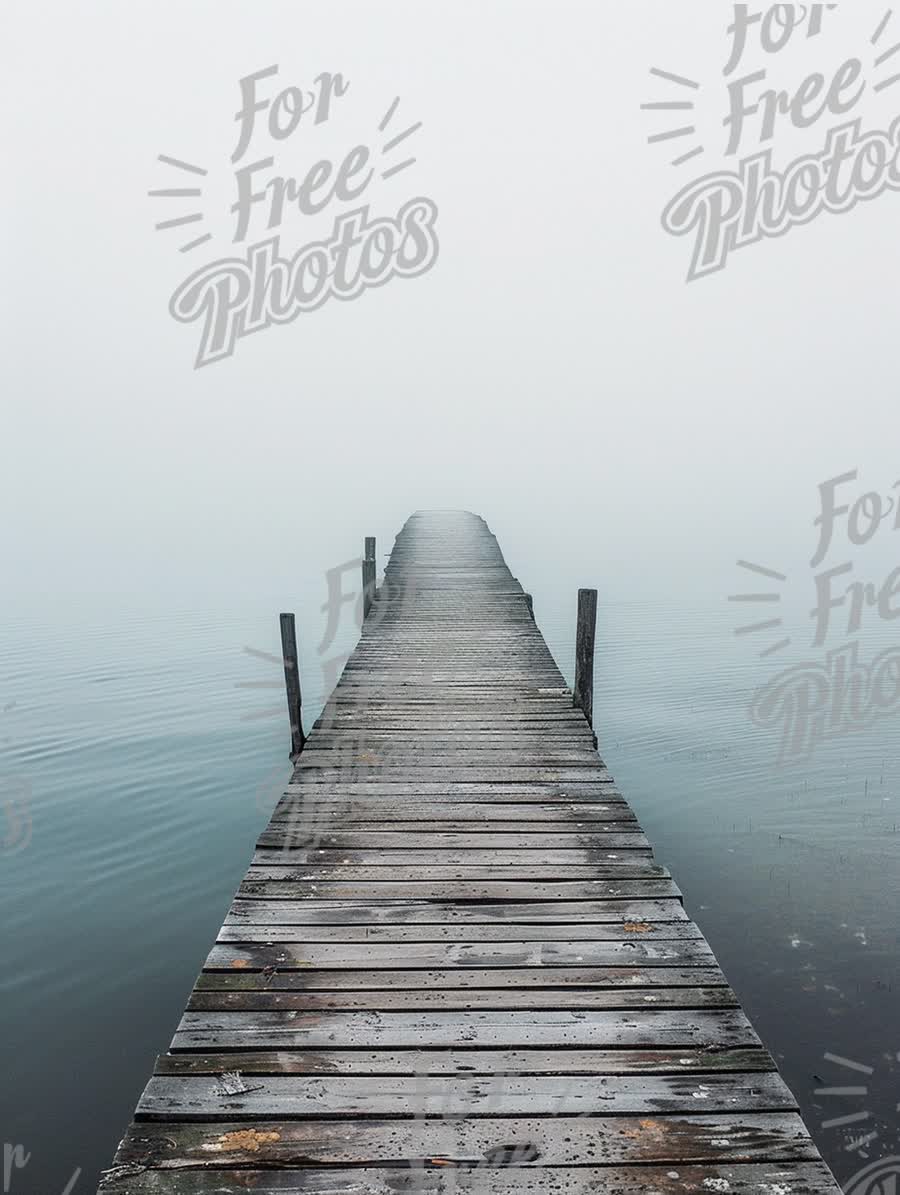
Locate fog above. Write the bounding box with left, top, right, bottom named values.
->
left=3, top=1, right=898, bottom=615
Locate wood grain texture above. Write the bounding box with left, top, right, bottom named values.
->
left=98, top=511, right=840, bottom=1194
left=98, top=1163, right=842, bottom=1193
left=279, top=612, right=306, bottom=758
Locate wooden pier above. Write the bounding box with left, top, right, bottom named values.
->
left=100, top=511, right=841, bottom=1193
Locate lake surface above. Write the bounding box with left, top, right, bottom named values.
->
left=2, top=556, right=898, bottom=1191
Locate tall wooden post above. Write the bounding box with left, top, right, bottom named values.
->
left=362, top=537, right=376, bottom=620
left=524, top=593, right=534, bottom=620
left=573, top=588, right=597, bottom=730
left=279, top=612, right=306, bottom=758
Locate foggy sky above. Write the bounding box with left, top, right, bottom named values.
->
left=4, top=1, right=898, bottom=616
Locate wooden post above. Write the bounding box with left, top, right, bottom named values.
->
left=573, top=588, right=597, bottom=730
left=279, top=612, right=306, bottom=758
left=524, top=593, right=534, bottom=620
left=362, top=537, right=376, bottom=620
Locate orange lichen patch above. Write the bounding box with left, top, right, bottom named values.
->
left=230, top=959, right=250, bottom=968
left=204, top=1129, right=281, bottom=1153
left=623, top=922, right=653, bottom=933
left=619, top=1119, right=663, bottom=1142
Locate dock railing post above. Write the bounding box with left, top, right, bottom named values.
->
left=573, top=588, right=597, bottom=738
left=362, top=537, right=376, bottom=620
left=279, top=612, right=306, bottom=759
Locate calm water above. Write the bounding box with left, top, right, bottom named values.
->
left=2, top=561, right=899, bottom=1190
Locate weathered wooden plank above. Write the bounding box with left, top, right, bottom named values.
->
left=237, top=879, right=678, bottom=902
left=205, top=940, right=715, bottom=970
left=308, top=726, right=598, bottom=736
left=317, top=697, right=587, bottom=707
left=302, top=731, right=597, bottom=740
left=152, top=1046, right=776, bottom=1076
left=108, top=1111, right=811, bottom=1171
left=264, top=820, right=643, bottom=835
left=310, top=713, right=605, bottom=723
left=136, top=1071, right=794, bottom=1118
left=257, top=832, right=653, bottom=850
left=194, top=967, right=727, bottom=992
left=244, top=865, right=667, bottom=881
left=225, top=898, right=691, bottom=925
left=292, top=768, right=618, bottom=782
left=269, top=802, right=635, bottom=821
left=97, top=1163, right=843, bottom=1193
left=281, top=781, right=620, bottom=796
left=320, top=693, right=584, bottom=700
left=297, top=752, right=602, bottom=767
left=250, top=850, right=648, bottom=867
left=172, top=1008, right=761, bottom=1050
left=275, top=793, right=627, bottom=808
left=217, top=922, right=702, bottom=944
left=187, top=988, right=738, bottom=1013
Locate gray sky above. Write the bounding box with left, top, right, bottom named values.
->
left=3, top=1, right=898, bottom=614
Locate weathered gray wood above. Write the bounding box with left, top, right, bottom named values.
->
left=186, top=989, right=741, bottom=1016
left=573, top=587, right=597, bottom=729
left=362, top=536, right=376, bottom=619
left=99, top=511, right=838, bottom=1195
left=243, top=864, right=666, bottom=881
left=204, top=940, right=715, bottom=970
left=293, top=763, right=612, bottom=777
left=236, top=878, right=679, bottom=901
left=266, top=814, right=641, bottom=829
left=217, top=921, right=702, bottom=943
left=186, top=988, right=737, bottom=1013
left=108, top=1108, right=807, bottom=1168
left=152, top=1045, right=776, bottom=1075
left=251, top=849, right=646, bottom=867
left=315, top=714, right=590, bottom=726
left=98, top=1163, right=842, bottom=1193
left=224, top=898, right=692, bottom=925
left=136, top=1071, right=793, bottom=1118
left=269, top=800, right=634, bottom=820
left=257, top=831, right=653, bottom=850
left=283, top=781, right=619, bottom=794
left=194, top=966, right=727, bottom=991
left=279, top=612, right=306, bottom=758
left=172, top=1008, right=762, bottom=1050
